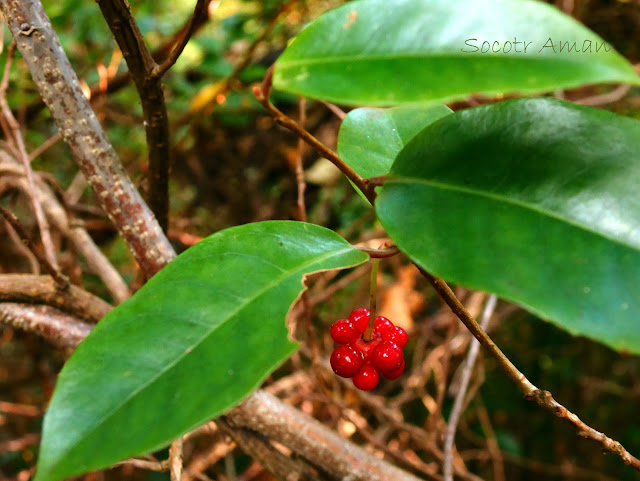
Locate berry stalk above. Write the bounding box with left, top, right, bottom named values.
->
left=363, top=258, right=380, bottom=342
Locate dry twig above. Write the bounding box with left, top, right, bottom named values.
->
left=0, top=302, right=92, bottom=349
left=0, top=274, right=111, bottom=323
left=253, top=67, right=377, bottom=203
left=0, top=42, right=59, bottom=271
left=443, top=294, right=497, bottom=481
left=0, top=207, right=69, bottom=288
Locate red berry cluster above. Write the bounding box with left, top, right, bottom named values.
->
left=329, top=308, right=408, bottom=391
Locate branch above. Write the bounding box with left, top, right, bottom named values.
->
left=96, top=0, right=171, bottom=232
left=168, top=438, right=183, bottom=481
left=0, top=274, right=111, bottom=323
left=419, top=268, right=640, bottom=472
left=152, top=0, right=208, bottom=79
left=0, top=0, right=176, bottom=278
left=0, top=206, right=69, bottom=288
left=0, top=303, right=92, bottom=349
left=576, top=84, right=631, bottom=106
left=227, top=390, right=424, bottom=481
left=216, top=417, right=324, bottom=481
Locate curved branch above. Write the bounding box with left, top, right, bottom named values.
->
left=0, top=274, right=112, bottom=323
left=152, top=0, right=208, bottom=79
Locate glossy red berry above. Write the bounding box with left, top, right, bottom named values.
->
left=352, top=364, right=379, bottom=390
left=381, top=360, right=405, bottom=380
left=330, top=345, right=363, bottom=378
left=371, top=341, right=404, bottom=372
left=349, top=307, right=370, bottom=334
left=382, top=326, right=408, bottom=349
left=373, top=316, right=394, bottom=334
left=330, top=318, right=359, bottom=345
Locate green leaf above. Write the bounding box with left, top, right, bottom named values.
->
left=338, top=104, right=453, bottom=182
left=35, top=221, right=368, bottom=481
left=273, top=0, right=640, bottom=105
left=376, top=98, right=640, bottom=353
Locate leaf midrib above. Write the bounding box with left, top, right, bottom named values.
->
left=53, top=244, right=359, bottom=466
left=384, top=176, right=640, bottom=252
left=276, top=52, right=624, bottom=69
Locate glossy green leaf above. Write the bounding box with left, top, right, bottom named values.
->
left=35, top=221, right=368, bottom=481
left=273, top=0, right=639, bottom=105
left=376, top=98, right=640, bottom=353
left=337, top=105, right=453, bottom=196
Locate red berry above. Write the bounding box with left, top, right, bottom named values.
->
left=350, top=337, right=381, bottom=362
left=349, top=307, right=370, bottom=334
left=352, top=364, right=379, bottom=390
left=330, top=318, right=359, bottom=345
left=330, top=345, right=363, bottom=378
left=382, top=360, right=405, bottom=380
left=371, top=341, right=404, bottom=372
left=382, top=326, right=408, bottom=349
left=373, top=316, right=394, bottom=334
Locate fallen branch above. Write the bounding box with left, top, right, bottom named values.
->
left=0, top=303, right=92, bottom=349
left=0, top=274, right=111, bottom=323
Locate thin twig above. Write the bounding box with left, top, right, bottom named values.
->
left=0, top=41, right=59, bottom=271
left=181, top=0, right=298, bottom=123
left=475, top=398, right=506, bottom=481
left=28, top=131, right=62, bottom=162
left=0, top=274, right=111, bottom=323
left=0, top=401, right=41, bottom=417
left=294, top=96, right=307, bottom=222
left=169, top=438, right=183, bottom=481
left=0, top=207, right=69, bottom=288
left=253, top=67, right=376, bottom=204
left=320, top=101, right=346, bottom=120
left=116, top=457, right=168, bottom=472
left=419, top=268, right=640, bottom=472
left=4, top=215, right=40, bottom=274
left=23, top=0, right=215, bottom=121
left=443, top=294, right=497, bottom=481
left=355, top=245, right=400, bottom=259
left=0, top=433, right=40, bottom=452
left=576, top=84, right=631, bottom=106
left=152, top=0, right=208, bottom=79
